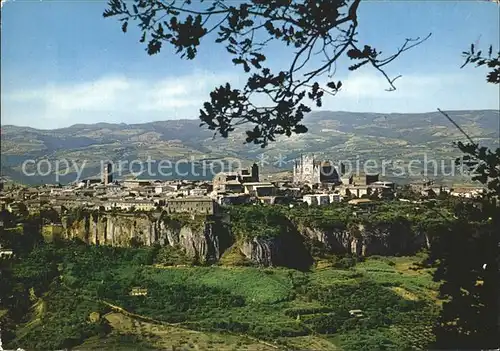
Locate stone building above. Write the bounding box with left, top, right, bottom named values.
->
left=212, top=163, right=259, bottom=193
left=242, top=182, right=276, bottom=197
left=102, top=162, right=113, bottom=185
left=293, top=155, right=341, bottom=185
left=352, top=172, right=379, bottom=186
left=123, top=179, right=152, bottom=189
left=167, top=197, right=217, bottom=215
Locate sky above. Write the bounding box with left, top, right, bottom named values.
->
left=1, top=0, right=499, bottom=129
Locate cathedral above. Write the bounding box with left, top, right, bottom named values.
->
left=293, top=154, right=342, bottom=185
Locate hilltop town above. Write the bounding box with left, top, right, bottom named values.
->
left=0, top=154, right=485, bottom=219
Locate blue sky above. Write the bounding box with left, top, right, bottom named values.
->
left=1, top=0, right=499, bottom=129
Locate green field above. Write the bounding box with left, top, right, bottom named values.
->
left=1, top=242, right=441, bottom=350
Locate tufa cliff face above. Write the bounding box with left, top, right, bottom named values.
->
left=239, top=233, right=313, bottom=270
left=298, top=222, right=428, bottom=257
left=61, top=212, right=226, bottom=264
left=58, top=210, right=430, bottom=267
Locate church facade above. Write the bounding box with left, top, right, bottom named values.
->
left=293, top=154, right=342, bottom=185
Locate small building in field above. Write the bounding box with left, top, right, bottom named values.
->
left=130, top=287, right=148, bottom=296
left=349, top=309, right=364, bottom=318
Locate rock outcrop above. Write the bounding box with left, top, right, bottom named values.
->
left=298, top=222, right=425, bottom=257
left=56, top=210, right=429, bottom=267
left=61, top=212, right=225, bottom=263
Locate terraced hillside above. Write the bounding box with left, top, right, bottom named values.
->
left=2, top=241, right=439, bottom=351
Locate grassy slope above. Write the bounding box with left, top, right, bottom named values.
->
left=78, top=312, right=276, bottom=351
left=8, top=253, right=439, bottom=351
left=98, top=256, right=439, bottom=350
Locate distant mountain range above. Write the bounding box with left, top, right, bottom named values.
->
left=1, top=110, right=498, bottom=185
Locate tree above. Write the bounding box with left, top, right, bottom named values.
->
left=429, top=43, right=500, bottom=349
left=103, top=0, right=430, bottom=146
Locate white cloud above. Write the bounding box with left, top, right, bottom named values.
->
left=2, top=71, right=240, bottom=128
left=2, top=69, right=498, bottom=129
left=338, top=72, right=438, bottom=99
left=319, top=70, right=499, bottom=113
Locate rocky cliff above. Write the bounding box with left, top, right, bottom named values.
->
left=57, top=210, right=430, bottom=267
left=61, top=212, right=227, bottom=263
left=298, top=222, right=428, bottom=257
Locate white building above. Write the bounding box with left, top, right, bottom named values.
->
left=189, top=188, right=207, bottom=196
left=303, top=194, right=332, bottom=206
left=154, top=184, right=177, bottom=194
left=303, top=194, right=318, bottom=206
left=329, top=193, right=342, bottom=203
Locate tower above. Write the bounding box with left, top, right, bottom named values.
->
left=251, top=163, right=259, bottom=182
left=102, top=162, right=113, bottom=185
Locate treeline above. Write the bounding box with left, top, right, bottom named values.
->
left=228, top=200, right=459, bottom=242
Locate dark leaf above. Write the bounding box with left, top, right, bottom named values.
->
left=347, top=48, right=363, bottom=59
left=326, top=81, right=336, bottom=90
left=147, top=40, right=162, bottom=55
left=294, top=124, right=308, bottom=134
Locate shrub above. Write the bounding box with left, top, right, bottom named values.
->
left=334, top=257, right=357, bottom=269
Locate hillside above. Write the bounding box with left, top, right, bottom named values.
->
left=2, top=240, right=440, bottom=351
left=1, top=110, right=498, bottom=184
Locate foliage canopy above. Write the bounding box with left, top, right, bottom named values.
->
left=104, top=0, right=430, bottom=146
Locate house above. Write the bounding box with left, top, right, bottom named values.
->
left=369, top=183, right=395, bottom=199
left=242, top=182, right=276, bottom=197
left=154, top=184, right=175, bottom=194
left=80, top=178, right=102, bottom=188
left=303, top=194, right=331, bottom=206
left=303, top=194, right=318, bottom=206
left=278, top=187, right=301, bottom=197
left=371, top=181, right=395, bottom=190
left=349, top=309, right=364, bottom=318
left=449, top=187, right=484, bottom=198
left=339, top=185, right=370, bottom=198
left=0, top=245, right=14, bottom=259
left=340, top=174, right=354, bottom=185
left=239, top=163, right=260, bottom=183
left=329, top=193, right=342, bottom=203
left=104, top=199, right=155, bottom=211
left=212, top=172, right=243, bottom=193
left=348, top=198, right=376, bottom=212
left=122, top=179, right=152, bottom=189
left=348, top=198, right=372, bottom=206
left=130, top=287, right=148, bottom=296
left=259, top=196, right=278, bottom=205
left=352, top=172, right=379, bottom=186
left=189, top=188, right=207, bottom=196
left=217, top=194, right=251, bottom=206
left=105, top=184, right=123, bottom=194
left=221, top=180, right=244, bottom=194
left=50, top=188, right=64, bottom=196
left=212, top=164, right=259, bottom=193
left=318, top=194, right=330, bottom=205
left=167, top=197, right=217, bottom=215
